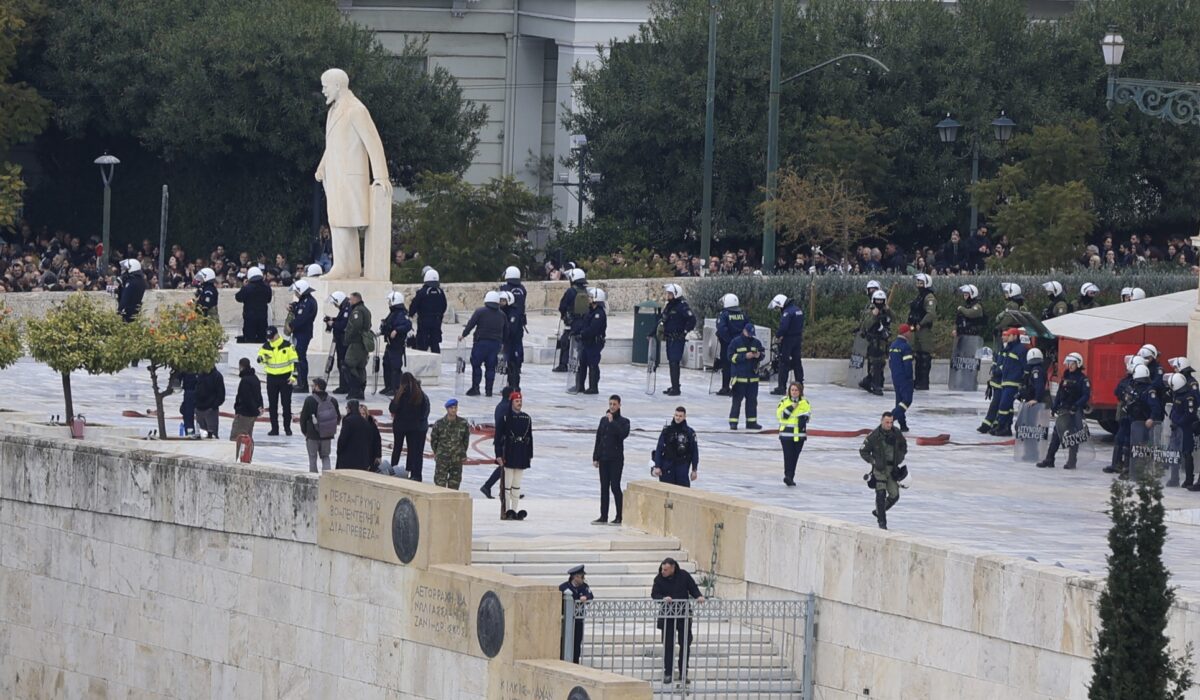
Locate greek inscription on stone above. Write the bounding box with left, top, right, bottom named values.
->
left=325, top=487, right=381, bottom=540
left=412, top=584, right=469, bottom=641
left=496, top=680, right=556, bottom=700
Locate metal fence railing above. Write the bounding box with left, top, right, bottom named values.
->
left=563, top=594, right=815, bottom=699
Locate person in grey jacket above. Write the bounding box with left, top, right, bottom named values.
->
left=458, top=290, right=509, bottom=397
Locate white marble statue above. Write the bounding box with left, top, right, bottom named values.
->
left=315, top=68, right=392, bottom=281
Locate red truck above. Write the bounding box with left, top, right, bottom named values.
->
left=1042, top=290, right=1194, bottom=433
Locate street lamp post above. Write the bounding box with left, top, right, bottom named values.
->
left=934, top=111, right=1015, bottom=233
left=94, top=153, right=120, bottom=277
left=699, top=0, right=719, bottom=273
left=554, top=135, right=601, bottom=229
left=759, top=13, right=889, bottom=271
left=1103, top=28, right=1200, bottom=126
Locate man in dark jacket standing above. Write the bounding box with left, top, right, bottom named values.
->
left=230, top=358, right=263, bottom=442
left=335, top=399, right=373, bottom=470
left=235, top=267, right=271, bottom=343
left=194, top=365, right=226, bottom=439
left=859, top=411, right=907, bottom=530
left=343, top=293, right=372, bottom=400
left=574, top=288, right=607, bottom=395
left=501, top=266, right=527, bottom=390
left=289, top=280, right=319, bottom=393
left=651, top=557, right=705, bottom=686
left=555, top=268, right=590, bottom=372
left=459, top=291, right=509, bottom=398
left=592, top=395, right=631, bottom=524
left=653, top=407, right=699, bottom=487
left=657, top=284, right=696, bottom=396
left=560, top=565, right=593, bottom=664
left=324, top=291, right=351, bottom=393
left=379, top=291, right=413, bottom=396
left=117, top=259, right=147, bottom=322
left=938, top=230, right=967, bottom=273
left=410, top=268, right=447, bottom=353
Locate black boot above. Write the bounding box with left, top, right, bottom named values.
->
left=664, top=364, right=681, bottom=395
left=1063, top=446, right=1078, bottom=470
left=914, top=353, right=930, bottom=390
left=873, top=491, right=888, bottom=529
left=1036, top=443, right=1057, bottom=468
left=899, top=419, right=909, bottom=433
left=1103, top=442, right=1123, bottom=473
left=1183, top=453, right=1195, bottom=488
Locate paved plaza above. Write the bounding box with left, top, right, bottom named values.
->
left=9, top=348, right=1200, bottom=595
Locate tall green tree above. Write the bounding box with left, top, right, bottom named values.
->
left=1090, top=474, right=1193, bottom=699
left=972, top=120, right=1101, bottom=271
left=0, top=0, right=50, bottom=228
left=19, top=0, right=487, bottom=257
left=392, top=173, right=546, bottom=283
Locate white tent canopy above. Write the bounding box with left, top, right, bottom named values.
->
left=1042, top=289, right=1197, bottom=341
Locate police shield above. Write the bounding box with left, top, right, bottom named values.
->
left=645, top=337, right=659, bottom=396
left=847, top=335, right=869, bottom=387
left=565, top=335, right=582, bottom=392
left=454, top=342, right=467, bottom=395
left=1128, top=421, right=1164, bottom=481
left=1054, top=410, right=1094, bottom=463
left=948, top=335, right=984, bottom=392
left=1013, top=402, right=1050, bottom=462
left=1164, top=426, right=1187, bottom=486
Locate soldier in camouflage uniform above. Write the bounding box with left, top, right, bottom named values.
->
left=430, top=398, right=471, bottom=490
left=906, top=274, right=937, bottom=390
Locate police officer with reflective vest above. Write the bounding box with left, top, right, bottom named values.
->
left=888, top=325, right=915, bottom=433
left=501, top=266, right=527, bottom=390
left=1074, top=282, right=1100, bottom=312
left=379, top=291, right=412, bottom=396
left=653, top=407, right=699, bottom=487
left=555, top=269, right=590, bottom=372
left=1037, top=352, right=1091, bottom=470
left=727, top=324, right=764, bottom=430
left=1168, top=373, right=1199, bottom=490
left=194, top=268, right=220, bottom=323
left=1018, top=347, right=1048, bottom=406
left=324, top=292, right=351, bottom=393
left=859, top=288, right=892, bottom=396
left=410, top=267, right=447, bottom=353
left=257, top=326, right=299, bottom=436
left=769, top=294, right=805, bottom=395
left=657, top=284, right=696, bottom=397
left=907, top=274, right=937, bottom=390
left=288, top=280, right=318, bottom=394
left=989, top=328, right=1027, bottom=437
left=1041, top=281, right=1070, bottom=320
left=574, top=288, right=607, bottom=395
left=715, top=293, right=749, bottom=396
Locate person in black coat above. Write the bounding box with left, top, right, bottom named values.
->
left=235, top=267, right=272, bottom=343
left=559, top=565, right=594, bottom=664
left=592, top=394, right=630, bottom=524
left=388, top=373, right=431, bottom=480
left=335, top=400, right=373, bottom=470
left=117, top=261, right=147, bottom=322
left=365, top=403, right=383, bottom=471
left=380, top=292, right=413, bottom=396
left=938, top=230, right=968, bottom=274
left=651, top=557, right=705, bottom=685
left=195, top=366, right=226, bottom=438
left=480, top=388, right=513, bottom=499
left=230, top=358, right=263, bottom=442
left=495, top=391, right=533, bottom=520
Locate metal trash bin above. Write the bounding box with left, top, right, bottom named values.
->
left=632, top=300, right=662, bottom=364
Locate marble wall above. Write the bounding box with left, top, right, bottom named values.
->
left=0, top=433, right=651, bottom=699
left=626, top=481, right=1200, bottom=700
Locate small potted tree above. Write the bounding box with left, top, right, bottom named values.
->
left=131, top=301, right=226, bottom=439
left=26, top=293, right=139, bottom=434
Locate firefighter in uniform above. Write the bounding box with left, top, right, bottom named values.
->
left=715, top=293, right=749, bottom=396
left=990, top=328, right=1027, bottom=437
left=256, top=326, right=299, bottom=436
left=888, top=325, right=915, bottom=433
left=907, top=274, right=937, bottom=390
left=859, top=289, right=892, bottom=396
left=727, top=324, right=764, bottom=430
left=1037, top=352, right=1091, bottom=470
left=1041, top=281, right=1070, bottom=320
left=657, top=284, right=696, bottom=396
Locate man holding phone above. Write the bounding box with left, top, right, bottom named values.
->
left=592, top=395, right=631, bottom=524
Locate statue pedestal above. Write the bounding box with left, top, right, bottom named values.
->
left=305, top=278, right=397, bottom=355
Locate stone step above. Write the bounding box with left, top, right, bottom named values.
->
left=472, top=549, right=685, bottom=564
left=472, top=536, right=683, bottom=552
left=583, top=651, right=787, bottom=669
left=480, top=561, right=687, bottom=576
left=500, top=573, right=678, bottom=588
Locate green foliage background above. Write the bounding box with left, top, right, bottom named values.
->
left=0, top=0, right=50, bottom=228
left=16, top=0, right=487, bottom=258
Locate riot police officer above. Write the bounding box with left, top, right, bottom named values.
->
left=1168, top=373, right=1199, bottom=489
left=859, top=290, right=892, bottom=396
left=324, top=291, right=351, bottom=394
left=1169, top=357, right=1198, bottom=393
left=379, top=291, right=412, bottom=396
left=994, top=282, right=1027, bottom=334
left=907, top=274, right=937, bottom=390
left=555, top=268, right=590, bottom=372
left=1037, top=352, right=1091, bottom=470
left=657, top=284, right=696, bottom=397
left=235, top=266, right=271, bottom=343
left=116, top=258, right=147, bottom=323
left=1041, top=281, right=1070, bottom=320
left=1105, top=356, right=1142, bottom=475
left=1018, top=347, right=1048, bottom=406
left=1121, top=287, right=1147, bottom=302
left=500, top=266, right=527, bottom=390
left=289, top=280, right=318, bottom=394
left=1126, top=363, right=1164, bottom=473
left=715, top=293, right=749, bottom=396
left=194, top=268, right=220, bottom=322
left=768, top=294, right=805, bottom=395
left=955, top=284, right=984, bottom=337
left=1075, top=282, right=1100, bottom=312
left=574, top=288, right=607, bottom=395
left=459, top=291, right=509, bottom=397
left=410, top=267, right=447, bottom=353
left=1138, top=344, right=1164, bottom=388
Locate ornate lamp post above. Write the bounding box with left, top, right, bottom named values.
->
left=1104, top=29, right=1200, bottom=125
left=934, top=112, right=1016, bottom=233
left=94, top=153, right=120, bottom=276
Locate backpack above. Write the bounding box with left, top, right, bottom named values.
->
left=315, top=395, right=339, bottom=439
left=572, top=289, right=590, bottom=318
